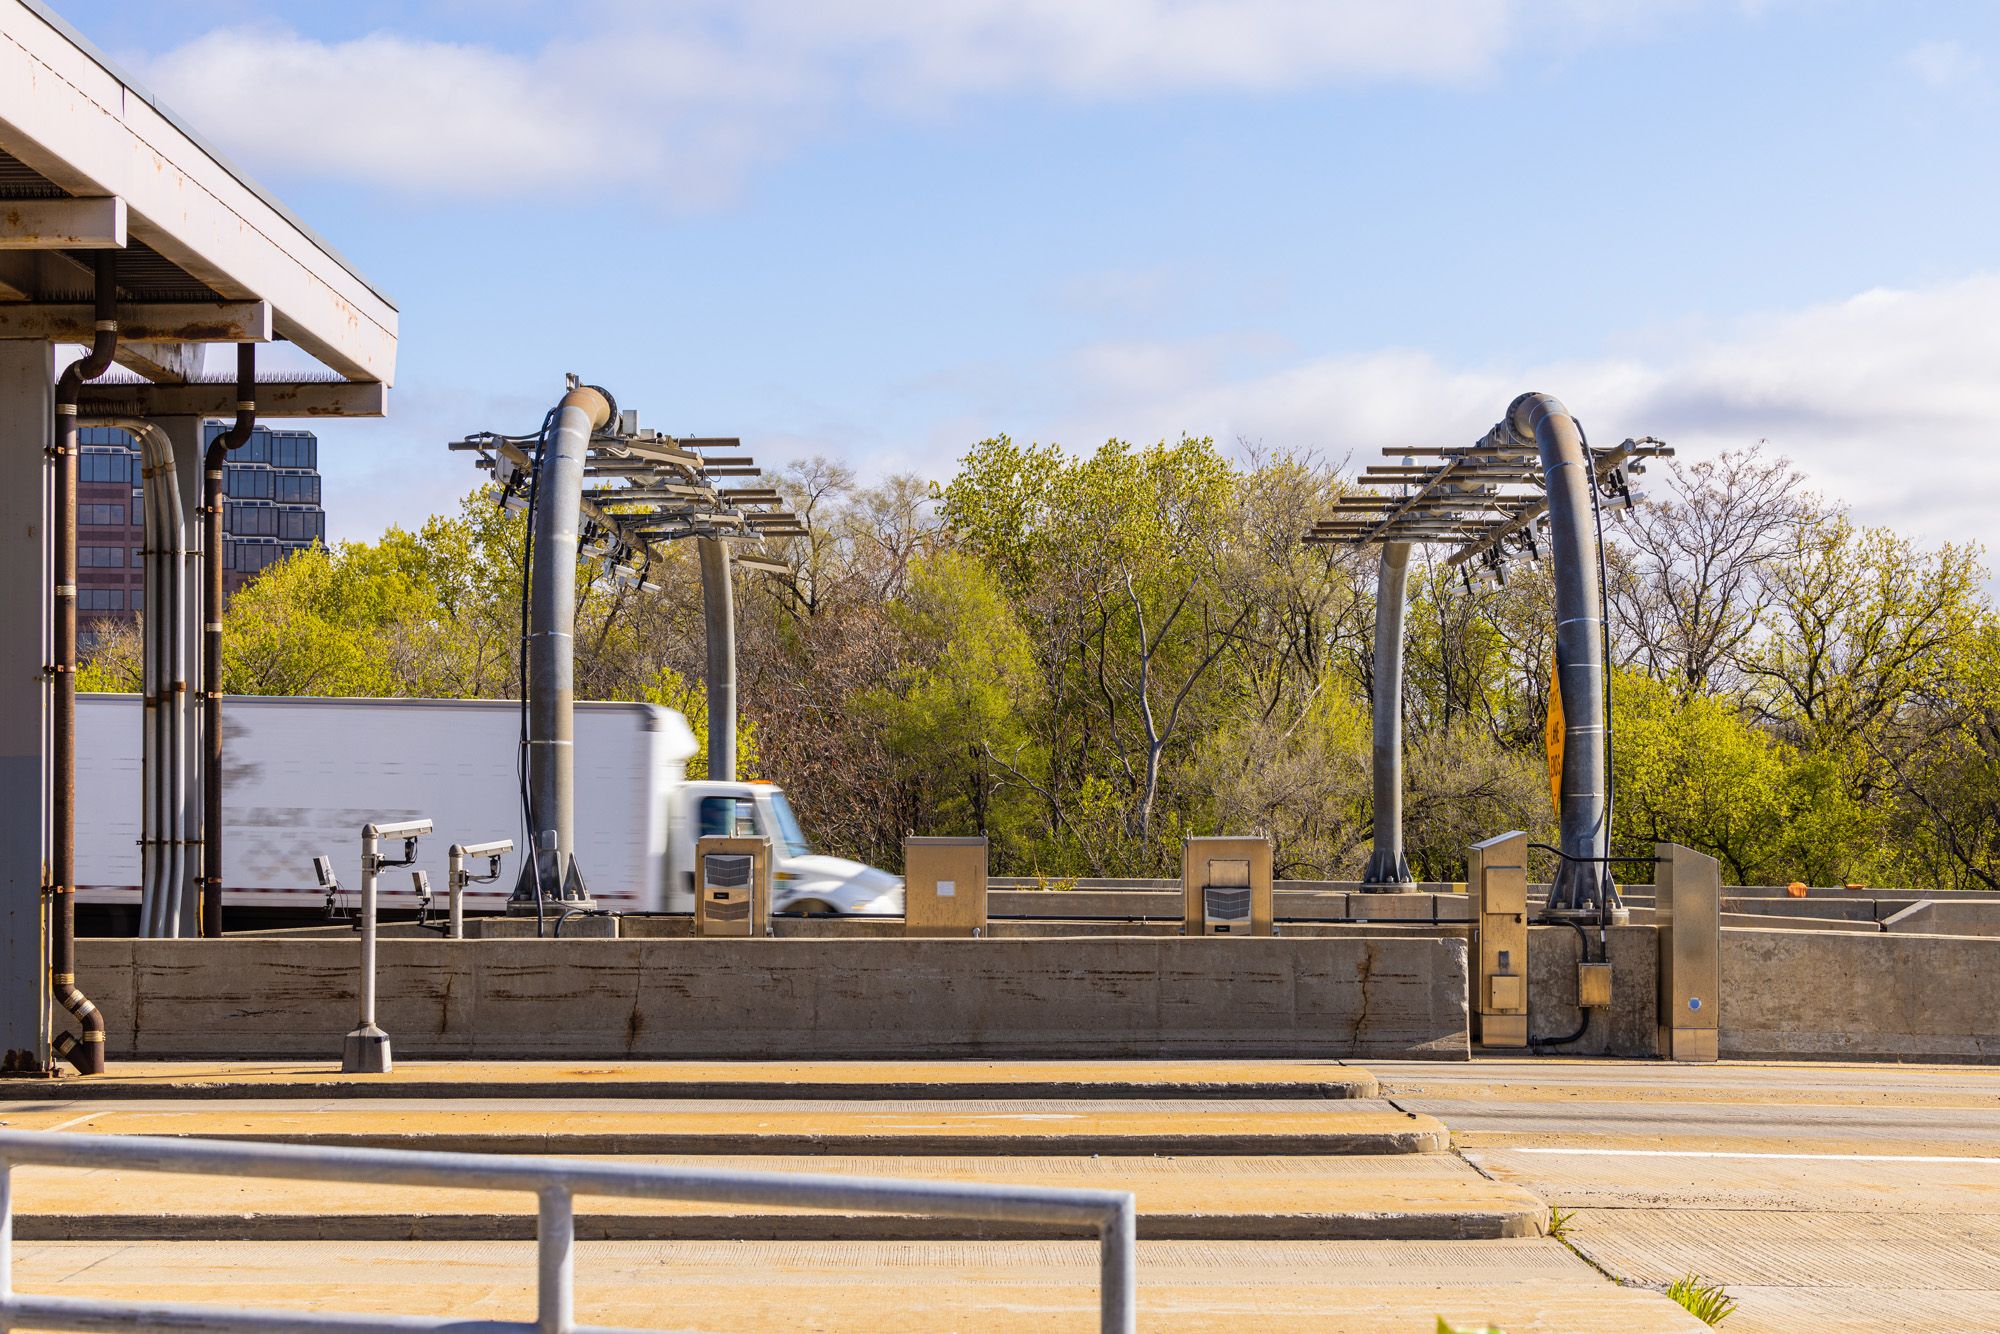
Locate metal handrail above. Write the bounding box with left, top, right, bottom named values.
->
left=0, top=1130, right=1137, bottom=1333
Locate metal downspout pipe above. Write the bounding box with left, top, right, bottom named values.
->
left=105, top=422, right=190, bottom=938
left=50, top=253, right=119, bottom=1073
left=199, top=345, right=256, bottom=938
left=698, top=536, right=736, bottom=781
left=512, top=382, right=613, bottom=909
left=1361, top=540, right=1416, bottom=891
left=138, top=461, right=162, bottom=937
left=1499, top=392, right=1618, bottom=917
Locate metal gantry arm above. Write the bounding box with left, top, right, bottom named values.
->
left=1305, top=394, right=1673, bottom=914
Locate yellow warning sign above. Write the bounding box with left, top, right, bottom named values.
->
left=1545, top=649, right=1564, bottom=813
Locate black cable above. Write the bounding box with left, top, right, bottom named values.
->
left=1530, top=917, right=1594, bottom=1047
left=553, top=906, right=608, bottom=937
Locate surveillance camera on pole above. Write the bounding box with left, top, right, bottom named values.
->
left=341, top=817, right=430, bottom=1074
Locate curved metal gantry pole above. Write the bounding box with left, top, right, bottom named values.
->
left=513, top=382, right=614, bottom=910
left=1361, top=541, right=1415, bottom=891
left=1499, top=392, right=1616, bottom=916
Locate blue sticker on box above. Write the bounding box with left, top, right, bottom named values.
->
left=1688, top=997, right=1702, bottom=1011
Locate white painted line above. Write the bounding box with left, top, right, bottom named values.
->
left=1508, top=1148, right=2000, bottom=1165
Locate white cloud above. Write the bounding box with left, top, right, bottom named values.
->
left=1044, top=273, right=2000, bottom=561
left=1902, top=38, right=1985, bottom=92
left=137, top=26, right=800, bottom=199
left=132, top=0, right=1748, bottom=202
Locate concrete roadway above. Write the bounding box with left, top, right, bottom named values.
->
left=1382, top=1059, right=2000, bottom=1332
left=14, top=1058, right=1996, bottom=1328
left=0, top=1060, right=1705, bottom=1330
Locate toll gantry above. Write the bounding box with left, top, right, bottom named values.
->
left=449, top=381, right=807, bottom=913
left=1305, top=393, right=1671, bottom=916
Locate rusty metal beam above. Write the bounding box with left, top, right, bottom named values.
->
left=0, top=300, right=270, bottom=342
left=79, top=376, right=385, bottom=419
left=0, top=196, right=125, bottom=248
left=112, top=341, right=203, bottom=383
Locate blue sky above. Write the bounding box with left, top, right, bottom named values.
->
left=58, top=1, right=2000, bottom=557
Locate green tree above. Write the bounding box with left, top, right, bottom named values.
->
left=1611, top=669, right=1791, bottom=883
left=858, top=551, right=1043, bottom=863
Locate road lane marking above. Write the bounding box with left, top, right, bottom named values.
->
left=1508, top=1148, right=2000, bottom=1164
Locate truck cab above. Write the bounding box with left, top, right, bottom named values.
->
left=667, top=781, right=902, bottom=916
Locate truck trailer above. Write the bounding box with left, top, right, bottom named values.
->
left=76, top=694, right=903, bottom=919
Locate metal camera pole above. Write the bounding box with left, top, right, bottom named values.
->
left=448, top=839, right=513, bottom=940
left=342, top=818, right=430, bottom=1074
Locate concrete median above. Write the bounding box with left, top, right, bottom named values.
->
left=77, top=935, right=1470, bottom=1062
left=1722, top=928, right=2000, bottom=1062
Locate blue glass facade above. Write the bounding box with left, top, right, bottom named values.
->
left=75, top=423, right=327, bottom=630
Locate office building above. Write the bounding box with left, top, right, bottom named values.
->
left=76, top=423, right=326, bottom=636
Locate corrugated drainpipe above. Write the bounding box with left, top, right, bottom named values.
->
left=1499, top=392, right=1617, bottom=917
left=698, top=537, right=735, bottom=781
left=1361, top=540, right=1415, bottom=891
left=51, top=253, right=119, bottom=1074
left=199, top=344, right=255, bottom=938
left=102, top=421, right=189, bottom=938
left=517, top=382, right=613, bottom=905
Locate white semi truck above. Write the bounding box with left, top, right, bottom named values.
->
left=75, top=694, right=903, bottom=918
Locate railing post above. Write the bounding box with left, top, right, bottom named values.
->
left=1099, top=1194, right=1136, bottom=1334
left=2, top=1158, right=14, bottom=1330
left=538, top=1185, right=574, bottom=1334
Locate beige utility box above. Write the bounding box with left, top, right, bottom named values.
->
left=694, top=835, right=771, bottom=937
left=1182, top=837, right=1273, bottom=936
left=1656, top=842, right=1720, bottom=1062
left=1469, top=830, right=1529, bottom=1047
left=1577, top=961, right=1615, bottom=1009
left=904, top=836, right=988, bottom=937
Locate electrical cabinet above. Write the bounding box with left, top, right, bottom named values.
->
left=1577, top=961, right=1614, bottom=1009
left=1469, top=830, right=1529, bottom=1047
left=694, top=835, right=771, bottom=937
left=1656, top=842, right=1720, bottom=1062
left=1182, top=837, right=1273, bottom=936
left=904, top=836, right=988, bottom=937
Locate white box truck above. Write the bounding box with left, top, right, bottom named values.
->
left=76, top=694, right=903, bottom=918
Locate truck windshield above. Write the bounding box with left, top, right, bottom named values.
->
left=766, top=791, right=813, bottom=858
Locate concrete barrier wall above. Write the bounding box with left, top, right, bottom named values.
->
left=1721, top=928, right=2000, bottom=1062
left=1525, top=925, right=1661, bottom=1058
left=80, top=935, right=1470, bottom=1062
left=1880, top=900, right=2000, bottom=937
left=988, top=889, right=1471, bottom=923
left=990, top=878, right=1469, bottom=893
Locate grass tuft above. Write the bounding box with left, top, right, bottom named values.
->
left=1666, top=1272, right=1738, bottom=1326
